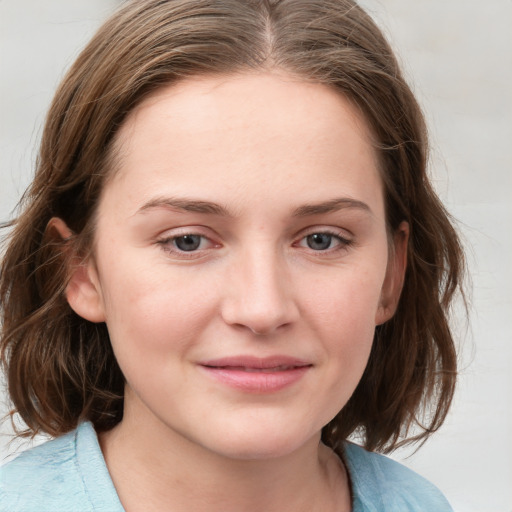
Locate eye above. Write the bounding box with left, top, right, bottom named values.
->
left=305, top=233, right=336, bottom=251
left=296, top=230, right=352, bottom=252
left=156, top=231, right=218, bottom=257
left=173, top=234, right=203, bottom=252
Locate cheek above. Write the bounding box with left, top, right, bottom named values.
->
left=301, top=263, right=384, bottom=335
left=97, top=254, right=218, bottom=360
left=299, top=265, right=384, bottom=380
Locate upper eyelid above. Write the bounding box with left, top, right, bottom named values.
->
left=154, top=225, right=354, bottom=243
left=156, top=225, right=218, bottom=239
left=296, top=225, right=353, bottom=240
left=155, top=226, right=217, bottom=244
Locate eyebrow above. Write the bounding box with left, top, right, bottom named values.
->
left=292, top=197, right=372, bottom=217
left=137, top=197, right=232, bottom=216
left=136, top=196, right=371, bottom=217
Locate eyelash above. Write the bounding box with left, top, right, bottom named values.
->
left=156, top=230, right=217, bottom=259
left=156, top=228, right=353, bottom=259
left=295, top=229, right=353, bottom=254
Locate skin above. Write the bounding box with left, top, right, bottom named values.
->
left=56, top=72, right=408, bottom=512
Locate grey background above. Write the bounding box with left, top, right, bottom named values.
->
left=1, top=1, right=511, bottom=510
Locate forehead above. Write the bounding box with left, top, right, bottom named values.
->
left=103, top=72, right=383, bottom=217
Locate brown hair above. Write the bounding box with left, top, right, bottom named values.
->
left=0, top=0, right=465, bottom=454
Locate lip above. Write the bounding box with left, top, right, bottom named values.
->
left=198, top=355, right=312, bottom=393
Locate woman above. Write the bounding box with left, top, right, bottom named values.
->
left=0, top=1, right=465, bottom=510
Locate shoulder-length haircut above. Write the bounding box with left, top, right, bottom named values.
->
left=0, top=0, right=465, bottom=454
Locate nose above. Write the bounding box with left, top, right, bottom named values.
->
left=221, top=248, right=299, bottom=335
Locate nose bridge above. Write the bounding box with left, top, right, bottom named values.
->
left=221, top=243, right=298, bottom=334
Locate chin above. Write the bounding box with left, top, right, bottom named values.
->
left=198, top=425, right=321, bottom=461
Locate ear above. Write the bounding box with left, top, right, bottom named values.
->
left=375, top=221, right=409, bottom=325
left=47, top=217, right=106, bottom=323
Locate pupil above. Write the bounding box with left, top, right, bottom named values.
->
left=307, top=233, right=332, bottom=250
left=175, top=235, right=201, bottom=251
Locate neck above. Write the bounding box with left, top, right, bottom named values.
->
left=99, top=404, right=350, bottom=512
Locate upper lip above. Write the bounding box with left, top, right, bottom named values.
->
left=199, top=355, right=312, bottom=370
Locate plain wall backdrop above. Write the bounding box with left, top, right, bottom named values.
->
left=1, top=1, right=511, bottom=511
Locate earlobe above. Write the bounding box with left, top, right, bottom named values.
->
left=47, top=217, right=106, bottom=323
left=375, top=221, right=409, bottom=325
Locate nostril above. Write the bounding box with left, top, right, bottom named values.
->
left=226, top=316, right=295, bottom=337
left=249, top=325, right=275, bottom=336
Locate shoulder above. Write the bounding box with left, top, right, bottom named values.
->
left=343, top=442, right=453, bottom=512
left=0, top=427, right=89, bottom=512
left=0, top=422, right=123, bottom=512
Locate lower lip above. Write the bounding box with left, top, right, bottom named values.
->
left=199, top=366, right=311, bottom=393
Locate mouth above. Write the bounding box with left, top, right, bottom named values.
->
left=198, top=356, right=312, bottom=393
left=211, top=365, right=304, bottom=373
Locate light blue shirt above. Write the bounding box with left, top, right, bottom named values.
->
left=0, top=422, right=453, bottom=511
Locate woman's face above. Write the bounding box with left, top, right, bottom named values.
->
left=68, top=72, right=406, bottom=459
